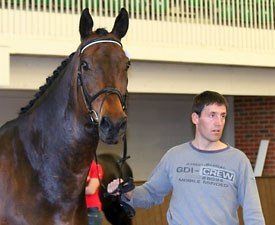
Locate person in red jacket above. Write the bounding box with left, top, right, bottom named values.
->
left=86, top=160, right=104, bottom=225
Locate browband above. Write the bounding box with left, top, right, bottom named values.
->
left=80, top=38, right=122, bottom=54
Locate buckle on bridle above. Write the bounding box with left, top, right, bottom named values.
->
left=90, top=110, right=99, bottom=123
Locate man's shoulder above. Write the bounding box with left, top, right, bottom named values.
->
left=222, top=145, right=251, bottom=164
left=166, top=142, right=191, bottom=155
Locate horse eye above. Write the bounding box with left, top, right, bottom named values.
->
left=80, top=61, right=89, bottom=71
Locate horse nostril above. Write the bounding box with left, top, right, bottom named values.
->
left=119, top=117, right=127, bottom=132
left=100, top=117, right=111, bottom=132
left=99, top=116, right=127, bottom=133
left=99, top=116, right=127, bottom=144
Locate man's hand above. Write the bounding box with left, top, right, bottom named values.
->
left=107, top=178, right=123, bottom=195
left=107, top=178, right=134, bottom=199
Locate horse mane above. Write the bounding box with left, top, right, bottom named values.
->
left=19, top=52, right=75, bottom=115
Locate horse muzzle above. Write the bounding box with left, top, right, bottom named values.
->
left=99, top=115, right=127, bottom=144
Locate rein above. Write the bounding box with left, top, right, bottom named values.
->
left=77, top=37, right=127, bottom=124
left=94, top=134, right=135, bottom=218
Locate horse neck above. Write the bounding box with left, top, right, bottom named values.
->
left=21, top=54, right=98, bottom=203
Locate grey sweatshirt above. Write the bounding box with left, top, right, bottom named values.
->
left=125, top=142, right=265, bottom=225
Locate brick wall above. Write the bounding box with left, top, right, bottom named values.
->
left=234, top=96, right=275, bottom=176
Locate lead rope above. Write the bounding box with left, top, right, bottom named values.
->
left=94, top=134, right=135, bottom=218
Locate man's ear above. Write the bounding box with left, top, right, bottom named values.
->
left=191, top=112, right=199, bottom=125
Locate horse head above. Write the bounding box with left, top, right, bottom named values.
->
left=77, top=8, right=130, bottom=144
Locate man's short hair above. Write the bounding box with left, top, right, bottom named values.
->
left=192, top=90, right=228, bottom=116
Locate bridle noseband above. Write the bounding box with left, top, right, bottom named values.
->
left=77, top=38, right=128, bottom=124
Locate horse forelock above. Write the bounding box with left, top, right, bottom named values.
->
left=19, top=52, right=76, bottom=115
left=95, top=28, right=109, bottom=37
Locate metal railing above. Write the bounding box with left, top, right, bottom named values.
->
left=3, top=0, right=274, bottom=27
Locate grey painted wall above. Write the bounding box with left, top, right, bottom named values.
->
left=0, top=91, right=234, bottom=180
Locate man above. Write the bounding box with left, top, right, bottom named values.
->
left=108, top=90, right=265, bottom=225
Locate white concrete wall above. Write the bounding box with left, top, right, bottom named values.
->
left=0, top=46, right=10, bottom=86
left=2, top=55, right=275, bottom=96
left=2, top=5, right=275, bottom=67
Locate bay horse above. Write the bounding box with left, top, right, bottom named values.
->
left=98, top=153, right=133, bottom=225
left=0, top=8, right=130, bottom=225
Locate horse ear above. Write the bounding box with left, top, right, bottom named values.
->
left=79, top=8, right=94, bottom=40
left=111, top=8, right=129, bottom=39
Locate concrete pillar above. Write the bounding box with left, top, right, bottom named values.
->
left=0, top=46, right=10, bottom=87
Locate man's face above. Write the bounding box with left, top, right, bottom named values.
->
left=192, top=103, right=227, bottom=143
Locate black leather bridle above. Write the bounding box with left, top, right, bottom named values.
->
left=77, top=37, right=128, bottom=125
